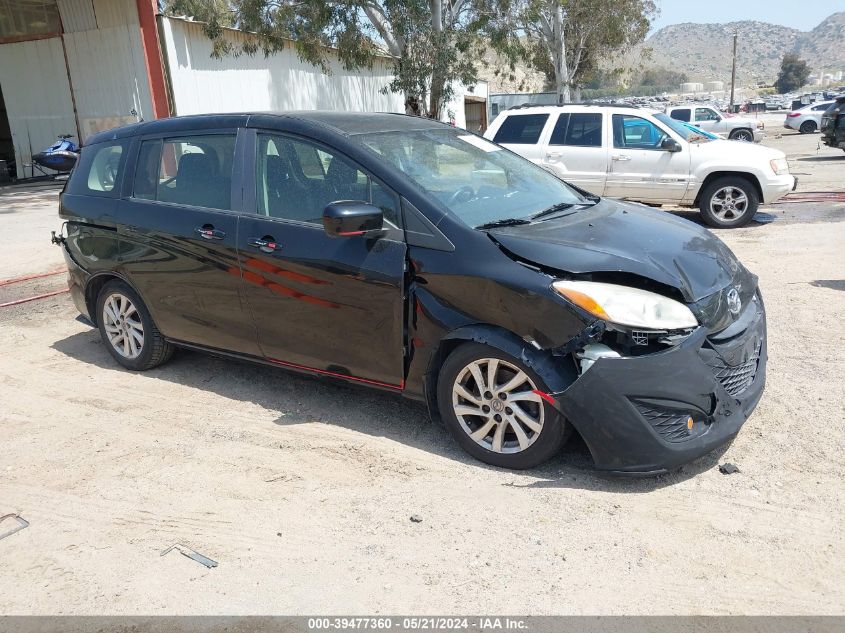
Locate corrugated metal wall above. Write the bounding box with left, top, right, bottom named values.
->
left=160, top=18, right=405, bottom=115
left=57, top=0, right=98, bottom=33
left=0, top=38, right=78, bottom=178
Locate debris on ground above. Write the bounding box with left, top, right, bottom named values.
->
left=160, top=543, right=218, bottom=568
left=0, top=514, right=29, bottom=541
left=410, top=514, right=423, bottom=523
left=719, top=463, right=741, bottom=475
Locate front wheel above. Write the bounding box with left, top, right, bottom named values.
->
left=96, top=280, right=174, bottom=371
left=437, top=343, right=570, bottom=469
left=799, top=120, right=817, bottom=134
left=729, top=129, right=754, bottom=142
left=698, top=177, right=759, bottom=228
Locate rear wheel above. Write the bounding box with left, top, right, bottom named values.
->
left=729, top=128, right=754, bottom=142
left=698, top=177, right=759, bottom=228
left=437, top=343, right=570, bottom=469
left=96, top=280, right=173, bottom=371
left=799, top=120, right=817, bottom=134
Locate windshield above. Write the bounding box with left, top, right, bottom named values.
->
left=654, top=113, right=713, bottom=143
left=356, top=128, right=586, bottom=228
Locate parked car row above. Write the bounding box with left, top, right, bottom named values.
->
left=820, top=96, right=845, bottom=152
left=484, top=103, right=794, bottom=228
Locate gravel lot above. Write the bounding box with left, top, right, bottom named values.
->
left=0, top=129, right=843, bottom=615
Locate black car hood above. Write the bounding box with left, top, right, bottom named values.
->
left=488, top=199, right=743, bottom=302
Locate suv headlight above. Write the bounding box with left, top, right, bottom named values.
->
left=553, top=280, right=698, bottom=330
left=770, top=158, right=789, bottom=175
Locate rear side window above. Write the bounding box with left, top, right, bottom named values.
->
left=67, top=141, right=127, bottom=196
left=493, top=114, right=549, bottom=144
left=132, top=134, right=235, bottom=210
left=670, top=109, right=691, bottom=123
left=549, top=113, right=602, bottom=147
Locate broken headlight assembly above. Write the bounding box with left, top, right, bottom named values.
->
left=552, top=280, right=698, bottom=330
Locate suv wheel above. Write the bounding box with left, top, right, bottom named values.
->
left=437, top=343, right=570, bottom=469
left=96, top=280, right=173, bottom=371
left=698, top=177, right=759, bottom=228
left=799, top=120, right=817, bottom=134
left=729, top=129, right=754, bottom=142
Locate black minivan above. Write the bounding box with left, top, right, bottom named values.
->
left=56, top=112, right=766, bottom=474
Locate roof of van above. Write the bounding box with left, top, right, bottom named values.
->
left=83, top=111, right=448, bottom=146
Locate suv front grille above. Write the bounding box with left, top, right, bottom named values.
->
left=707, top=342, right=761, bottom=397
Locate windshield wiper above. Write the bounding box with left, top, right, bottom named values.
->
left=530, top=202, right=576, bottom=221
left=475, top=218, right=532, bottom=230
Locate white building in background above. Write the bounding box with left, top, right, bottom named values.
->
left=704, top=81, right=724, bottom=92
left=0, top=1, right=488, bottom=180
left=680, top=82, right=704, bottom=93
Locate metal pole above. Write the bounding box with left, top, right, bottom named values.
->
left=730, top=31, right=737, bottom=109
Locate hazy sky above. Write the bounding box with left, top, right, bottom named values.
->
left=650, top=0, right=845, bottom=33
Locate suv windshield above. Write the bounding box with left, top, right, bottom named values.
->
left=357, top=128, right=585, bottom=228
left=654, top=113, right=713, bottom=143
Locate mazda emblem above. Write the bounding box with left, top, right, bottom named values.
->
left=727, top=288, right=742, bottom=315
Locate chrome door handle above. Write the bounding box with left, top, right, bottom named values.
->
left=612, top=154, right=631, bottom=161
left=248, top=237, right=282, bottom=253
left=546, top=152, right=561, bottom=159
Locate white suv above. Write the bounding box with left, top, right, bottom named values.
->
left=483, top=104, right=795, bottom=228
left=665, top=104, right=765, bottom=142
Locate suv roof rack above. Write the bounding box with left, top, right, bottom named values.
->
left=506, top=101, right=639, bottom=111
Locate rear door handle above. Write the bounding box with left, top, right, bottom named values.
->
left=195, top=226, right=225, bottom=240
left=612, top=154, right=631, bottom=161
left=248, top=237, right=282, bottom=253
left=546, top=152, right=561, bottom=159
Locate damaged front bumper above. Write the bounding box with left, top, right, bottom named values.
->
left=552, top=299, right=767, bottom=475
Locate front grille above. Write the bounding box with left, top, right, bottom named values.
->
left=707, top=342, right=761, bottom=397
left=631, top=399, right=694, bottom=443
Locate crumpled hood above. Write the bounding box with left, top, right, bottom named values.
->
left=489, top=199, right=745, bottom=302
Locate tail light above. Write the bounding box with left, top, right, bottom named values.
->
left=788, top=112, right=801, bottom=117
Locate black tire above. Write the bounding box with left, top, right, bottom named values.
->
left=437, top=342, right=570, bottom=469
left=799, top=120, right=817, bottom=134
left=698, top=176, right=759, bottom=228
left=729, top=128, right=754, bottom=142
left=95, top=280, right=173, bottom=371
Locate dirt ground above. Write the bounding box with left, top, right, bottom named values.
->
left=0, top=129, right=843, bottom=615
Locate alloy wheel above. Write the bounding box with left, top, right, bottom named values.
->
left=709, top=186, right=749, bottom=222
left=451, top=358, right=545, bottom=454
left=733, top=130, right=753, bottom=141
left=102, top=292, right=144, bottom=359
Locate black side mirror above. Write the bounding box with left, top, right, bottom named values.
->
left=661, top=137, right=682, bottom=152
left=323, top=201, right=384, bottom=238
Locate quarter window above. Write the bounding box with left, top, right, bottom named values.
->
left=670, top=108, right=691, bottom=123
left=612, top=114, right=668, bottom=150
left=549, top=113, right=602, bottom=147
left=492, top=114, right=549, bottom=144
left=132, top=134, right=235, bottom=210
left=256, top=135, right=401, bottom=227
left=67, top=141, right=127, bottom=196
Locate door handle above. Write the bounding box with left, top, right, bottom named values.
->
left=195, top=226, right=225, bottom=240
left=612, top=154, right=631, bottom=161
left=248, top=237, right=282, bottom=253
left=546, top=152, right=561, bottom=159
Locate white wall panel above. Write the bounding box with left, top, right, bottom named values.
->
left=63, top=24, right=153, bottom=140
left=93, top=0, right=138, bottom=28
left=57, top=0, right=98, bottom=33
left=161, top=18, right=404, bottom=116
left=0, top=38, right=78, bottom=178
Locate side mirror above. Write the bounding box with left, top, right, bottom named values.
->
left=323, top=201, right=383, bottom=237
left=661, top=137, right=682, bottom=152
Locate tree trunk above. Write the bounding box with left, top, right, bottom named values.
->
left=428, top=0, right=445, bottom=120
left=551, top=5, right=571, bottom=104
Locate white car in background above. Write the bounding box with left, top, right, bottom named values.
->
left=784, top=101, right=834, bottom=134
left=665, top=104, right=765, bottom=142
left=484, top=104, right=796, bottom=228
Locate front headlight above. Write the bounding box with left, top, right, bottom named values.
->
left=553, top=280, right=698, bottom=330
left=770, top=157, right=789, bottom=175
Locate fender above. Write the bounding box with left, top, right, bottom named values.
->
left=83, top=270, right=150, bottom=327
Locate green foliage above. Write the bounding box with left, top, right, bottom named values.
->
left=776, top=53, right=810, bottom=93
left=487, top=0, right=656, bottom=102
left=165, top=0, right=489, bottom=119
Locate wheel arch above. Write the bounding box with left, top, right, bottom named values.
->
left=84, top=271, right=142, bottom=327
left=423, top=324, right=578, bottom=423
left=694, top=171, right=763, bottom=206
